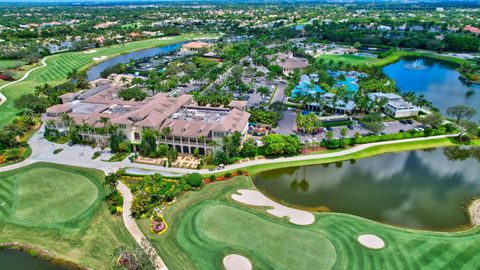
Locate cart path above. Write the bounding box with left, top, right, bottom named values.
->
left=0, top=56, right=51, bottom=106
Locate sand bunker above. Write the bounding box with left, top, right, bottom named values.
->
left=357, top=234, right=385, bottom=249
left=93, top=55, right=107, bottom=61
left=84, top=50, right=97, bottom=54
left=231, top=189, right=315, bottom=225
left=223, top=254, right=252, bottom=270
left=469, top=199, right=480, bottom=225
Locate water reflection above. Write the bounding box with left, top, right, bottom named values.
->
left=254, top=147, right=480, bottom=230
left=383, top=57, right=480, bottom=121
left=86, top=42, right=185, bottom=81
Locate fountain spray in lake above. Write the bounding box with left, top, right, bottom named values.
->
left=405, top=59, right=427, bottom=70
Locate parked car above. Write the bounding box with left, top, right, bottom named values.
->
left=406, top=119, right=414, bottom=124
left=347, top=125, right=354, bottom=130
left=326, top=127, right=333, bottom=131
left=400, top=120, right=407, bottom=125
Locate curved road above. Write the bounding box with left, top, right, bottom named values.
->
left=0, top=56, right=51, bottom=106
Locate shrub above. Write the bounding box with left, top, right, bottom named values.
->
left=224, top=172, right=232, bottom=178
left=187, top=173, right=203, bottom=187
left=236, top=169, right=244, bottom=176
left=209, top=174, right=216, bottom=182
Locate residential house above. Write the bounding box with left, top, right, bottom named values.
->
left=369, top=93, right=420, bottom=118
left=268, top=52, right=309, bottom=75
left=181, top=41, right=212, bottom=52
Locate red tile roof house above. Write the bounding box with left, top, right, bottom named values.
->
left=268, top=52, right=309, bottom=75
left=42, top=80, right=250, bottom=156
left=464, top=25, right=480, bottom=35
left=181, top=41, right=212, bottom=52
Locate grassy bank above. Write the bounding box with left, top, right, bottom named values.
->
left=138, top=176, right=480, bottom=270
left=0, top=33, right=216, bottom=128
left=317, top=50, right=468, bottom=67
left=0, top=162, right=135, bottom=269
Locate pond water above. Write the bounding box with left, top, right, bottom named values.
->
left=86, top=42, right=186, bottom=81
left=0, top=249, right=70, bottom=270
left=383, top=57, right=480, bottom=121
left=254, top=147, right=480, bottom=230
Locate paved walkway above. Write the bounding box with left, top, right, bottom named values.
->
left=0, top=56, right=51, bottom=106
left=117, top=182, right=168, bottom=270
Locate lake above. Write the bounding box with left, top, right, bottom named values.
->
left=86, top=42, right=186, bottom=81
left=383, top=56, right=480, bottom=121
left=254, top=147, right=480, bottom=230
left=0, top=249, right=71, bottom=270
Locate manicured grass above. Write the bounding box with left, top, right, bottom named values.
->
left=139, top=176, right=480, bottom=270
left=0, top=33, right=217, bottom=128
left=13, top=166, right=98, bottom=224
left=317, top=50, right=468, bottom=67
left=0, top=162, right=135, bottom=269
left=0, top=60, right=26, bottom=69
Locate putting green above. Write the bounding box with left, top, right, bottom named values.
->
left=199, top=204, right=336, bottom=269
left=14, top=167, right=98, bottom=224
left=0, top=163, right=136, bottom=269
left=0, top=163, right=101, bottom=225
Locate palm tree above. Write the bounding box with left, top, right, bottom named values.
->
left=313, top=92, right=324, bottom=112
left=198, top=135, right=207, bottom=153
left=20, top=108, right=35, bottom=123
left=67, top=69, right=78, bottom=81
left=160, top=127, right=172, bottom=142
left=76, top=70, right=89, bottom=89
left=99, top=117, right=110, bottom=128
left=34, top=83, right=51, bottom=96
left=120, top=76, right=128, bottom=86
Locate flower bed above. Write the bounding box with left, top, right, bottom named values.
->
left=150, top=214, right=168, bottom=235
left=203, top=170, right=250, bottom=185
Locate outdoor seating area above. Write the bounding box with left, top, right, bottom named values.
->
left=172, top=155, right=201, bottom=169
left=134, top=154, right=201, bottom=169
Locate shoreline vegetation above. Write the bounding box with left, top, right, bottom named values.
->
left=317, top=49, right=468, bottom=67
left=203, top=137, right=466, bottom=177
left=316, top=49, right=480, bottom=84
left=0, top=242, right=87, bottom=270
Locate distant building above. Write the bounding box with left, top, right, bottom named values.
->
left=464, top=25, right=480, bottom=35
left=411, top=25, right=424, bottom=32
left=181, top=41, right=212, bottom=52
left=268, top=52, right=309, bottom=75
left=94, top=21, right=117, bottom=30
left=377, top=25, right=392, bottom=31
left=369, top=93, right=420, bottom=118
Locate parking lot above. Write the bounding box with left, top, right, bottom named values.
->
left=296, top=120, right=422, bottom=143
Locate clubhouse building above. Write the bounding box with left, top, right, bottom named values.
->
left=42, top=78, right=250, bottom=155
left=268, top=52, right=309, bottom=75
